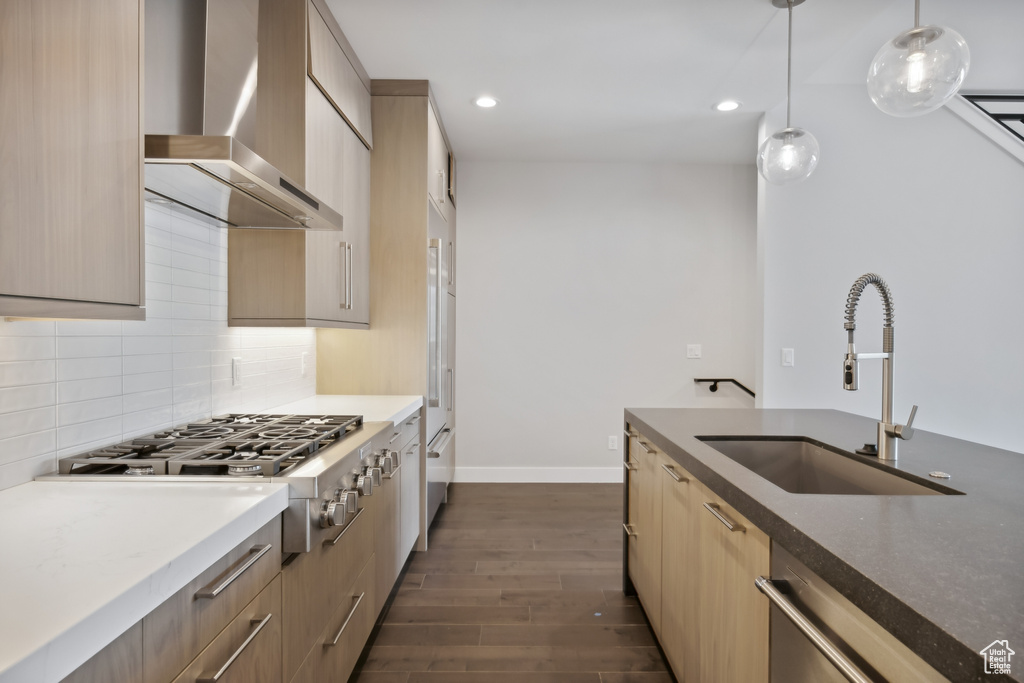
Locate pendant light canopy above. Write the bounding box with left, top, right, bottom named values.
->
left=866, top=0, right=969, bottom=117
left=757, top=0, right=819, bottom=185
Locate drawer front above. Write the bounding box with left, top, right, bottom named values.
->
left=390, top=412, right=421, bottom=453
left=282, top=499, right=373, bottom=681
left=145, top=518, right=282, bottom=683
left=171, top=575, right=282, bottom=683
left=316, top=552, right=377, bottom=683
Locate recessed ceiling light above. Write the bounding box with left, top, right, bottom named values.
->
left=714, top=100, right=741, bottom=112
left=474, top=96, right=499, bottom=108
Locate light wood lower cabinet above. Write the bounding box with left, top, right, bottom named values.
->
left=59, top=622, right=143, bottom=683
left=627, top=427, right=770, bottom=683
left=288, top=553, right=377, bottom=683
left=144, top=520, right=282, bottom=683
left=628, top=432, right=663, bottom=634
left=281, top=499, right=373, bottom=682
left=171, top=575, right=283, bottom=683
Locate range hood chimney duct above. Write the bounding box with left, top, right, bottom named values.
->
left=143, top=0, right=342, bottom=231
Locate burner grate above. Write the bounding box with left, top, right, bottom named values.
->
left=57, top=414, right=363, bottom=478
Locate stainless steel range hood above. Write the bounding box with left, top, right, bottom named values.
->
left=144, top=0, right=341, bottom=231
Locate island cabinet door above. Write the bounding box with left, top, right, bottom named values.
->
left=696, top=484, right=770, bottom=683
left=631, top=432, right=663, bottom=634
left=658, top=456, right=700, bottom=680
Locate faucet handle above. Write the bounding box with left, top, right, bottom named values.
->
left=893, top=405, right=918, bottom=440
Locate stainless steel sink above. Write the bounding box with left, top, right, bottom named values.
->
left=698, top=437, right=959, bottom=495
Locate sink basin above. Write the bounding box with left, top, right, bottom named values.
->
left=697, top=437, right=960, bottom=495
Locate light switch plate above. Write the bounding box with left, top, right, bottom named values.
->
left=686, top=344, right=702, bottom=359
left=782, top=348, right=795, bottom=367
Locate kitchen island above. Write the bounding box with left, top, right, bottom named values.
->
left=625, top=408, right=1023, bottom=683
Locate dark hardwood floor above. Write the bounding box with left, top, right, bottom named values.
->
left=351, top=483, right=673, bottom=683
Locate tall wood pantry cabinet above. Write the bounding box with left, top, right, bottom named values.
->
left=318, top=81, right=457, bottom=549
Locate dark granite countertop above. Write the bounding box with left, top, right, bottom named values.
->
left=624, top=408, right=1023, bottom=683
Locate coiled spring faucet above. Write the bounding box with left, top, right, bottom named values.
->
left=843, top=273, right=918, bottom=461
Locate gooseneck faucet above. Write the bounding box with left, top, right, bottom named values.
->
left=842, top=273, right=918, bottom=461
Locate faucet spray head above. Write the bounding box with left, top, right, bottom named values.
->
left=843, top=342, right=859, bottom=390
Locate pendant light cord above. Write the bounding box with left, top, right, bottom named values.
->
left=786, top=0, right=793, bottom=128
left=914, top=0, right=920, bottom=27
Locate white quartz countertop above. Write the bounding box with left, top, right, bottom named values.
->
left=268, top=394, right=422, bottom=425
left=0, top=481, right=288, bottom=683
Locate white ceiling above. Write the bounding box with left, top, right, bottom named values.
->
left=326, top=0, right=1024, bottom=164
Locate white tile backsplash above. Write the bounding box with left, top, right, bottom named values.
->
left=0, top=204, right=316, bottom=490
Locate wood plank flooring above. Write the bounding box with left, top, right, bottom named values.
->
left=351, top=483, right=673, bottom=683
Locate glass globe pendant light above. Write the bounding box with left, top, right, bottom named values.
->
left=757, top=0, right=819, bottom=185
left=866, top=0, right=969, bottom=117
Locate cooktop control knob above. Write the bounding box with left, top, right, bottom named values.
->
left=364, top=464, right=382, bottom=487
left=376, top=451, right=395, bottom=476
left=356, top=471, right=374, bottom=496
left=320, top=499, right=345, bottom=528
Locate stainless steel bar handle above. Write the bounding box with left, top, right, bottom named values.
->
left=437, top=170, right=446, bottom=204
left=637, top=439, right=655, bottom=454
left=447, top=368, right=453, bottom=411
left=325, top=592, right=366, bottom=647
left=196, top=613, right=273, bottom=682
left=703, top=502, right=744, bottom=532
left=755, top=577, right=872, bottom=683
left=428, top=428, right=453, bottom=458
left=406, top=416, right=421, bottom=426
left=623, top=461, right=637, bottom=471
left=661, top=463, right=688, bottom=482
left=447, top=241, right=454, bottom=286
left=324, top=507, right=366, bottom=547
left=383, top=463, right=402, bottom=480
left=194, top=544, right=272, bottom=599
left=345, top=243, right=353, bottom=310
left=622, top=523, right=638, bottom=537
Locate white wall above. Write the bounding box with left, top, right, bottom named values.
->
left=759, top=85, right=1024, bottom=453
left=457, top=162, right=757, bottom=482
left=0, top=205, right=316, bottom=491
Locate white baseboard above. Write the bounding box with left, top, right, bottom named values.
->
left=453, top=467, right=622, bottom=483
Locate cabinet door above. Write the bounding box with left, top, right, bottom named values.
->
left=0, top=0, right=143, bottom=319
left=697, top=484, right=770, bottom=683
left=659, top=455, right=700, bottom=680
left=426, top=103, right=449, bottom=222
left=401, top=433, right=423, bottom=558
left=632, top=434, right=663, bottom=634
left=316, top=553, right=377, bottom=683
left=341, top=121, right=370, bottom=324
left=171, top=576, right=282, bottom=683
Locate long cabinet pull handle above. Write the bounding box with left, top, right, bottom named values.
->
left=196, top=613, right=273, bottom=682
left=324, top=507, right=365, bottom=547
left=406, top=416, right=421, bottom=426
left=622, top=523, right=638, bottom=537
left=703, top=502, right=745, bottom=532
left=345, top=243, right=353, bottom=310
left=194, top=544, right=272, bottom=600
left=325, top=592, right=366, bottom=647
left=623, top=461, right=637, bottom=471
left=661, top=463, right=688, bottom=482
left=637, top=440, right=654, bottom=454
left=755, top=577, right=872, bottom=683
left=383, top=464, right=403, bottom=479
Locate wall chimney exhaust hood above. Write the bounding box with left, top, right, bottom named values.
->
left=144, top=0, right=342, bottom=231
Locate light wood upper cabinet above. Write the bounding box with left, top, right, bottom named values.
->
left=230, top=0, right=371, bottom=328
left=0, top=0, right=144, bottom=320
left=427, top=103, right=453, bottom=224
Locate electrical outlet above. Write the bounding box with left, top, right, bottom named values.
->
left=782, top=348, right=795, bottom=367
left=232, top=357, right=242, bottom=387
left=608, top=435, right=618, bottom=450
left=301, top=352, right=309, bottom=377
left=686, top=344, right=702, bottom=359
